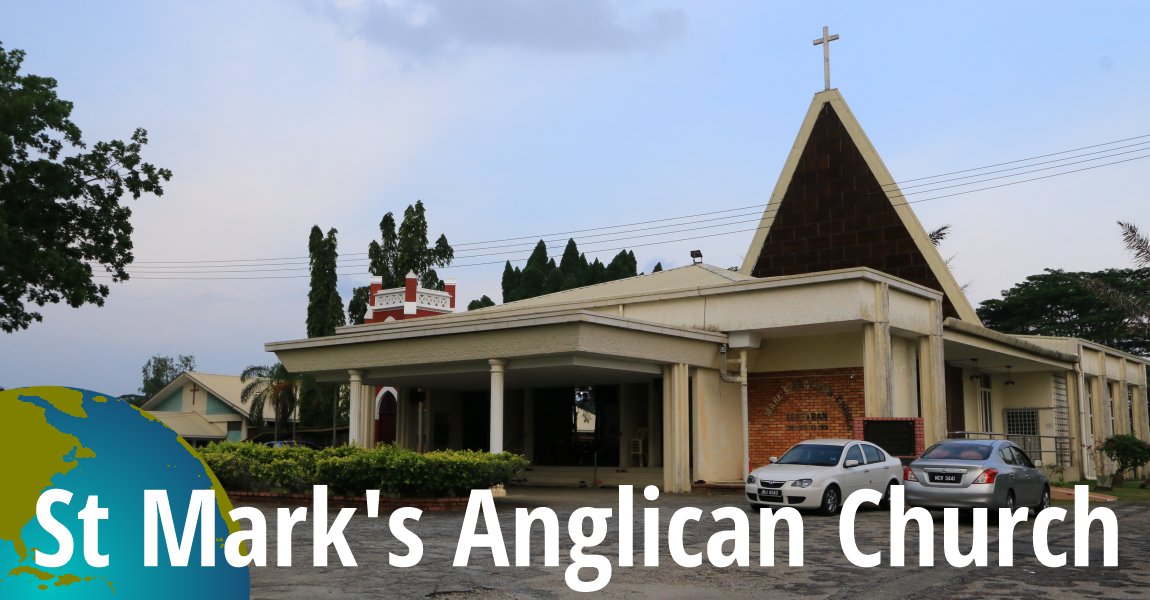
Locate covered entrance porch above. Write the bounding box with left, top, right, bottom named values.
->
left=268, top=309, right=730, bottom=492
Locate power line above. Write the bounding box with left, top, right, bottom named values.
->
left=885, top=133, right=1150, bottom=185
left=89, top=135, right=1150, bottom=280
left=104, top=131, right=1150, bottom=268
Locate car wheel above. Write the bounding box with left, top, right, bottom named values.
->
left=1003, top=490, right=1016, bottom=512
left=819, top=485, right=841, bottom=515
left=1031, top=487, right=1051, bottom=517
left=879, top=481, right=895, bottom=510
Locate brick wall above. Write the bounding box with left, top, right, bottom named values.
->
left=748, top=367, right=865, bottom=466
left=747, top=102, right=959, bottom=319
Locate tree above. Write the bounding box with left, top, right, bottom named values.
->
left=240, top=363, right=300, bottom=442
left=467, top=295, right=495, bottom=310
left=652, top=262, right=663, bottom=273
left=0, top=44, right=172, bottom=332
left=347, top=285, right=371, bottom=325
left=140, top=354, right=196, bottom=399
left=367, top=200, right=454, bottom=290
left=1100, top=434, right=1150, bottom=487
left=1120, top=221, right=1150, bottom=266
left=307, top=226, right=344, bottom=337
left=500, top=238, right=641, bottom=303
left=977, top=268, right=1150, bottom=355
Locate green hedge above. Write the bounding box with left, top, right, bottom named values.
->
left=197, top=442, right=528, bottom=498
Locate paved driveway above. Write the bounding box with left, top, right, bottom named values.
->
left=249, top=487, right=1148, bottom=599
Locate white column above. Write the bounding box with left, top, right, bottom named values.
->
left=348, top=369, right=364, bottom=447
left=864, top=283, right=894, bottom=418
left=919, top=300, right=947, bottom=446
left=489, top=359, right=506, bottom=454
left=662, top=363, right=691, bottom=493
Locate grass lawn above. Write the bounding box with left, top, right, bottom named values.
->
left=1053, top=480, right=1150, bottom=502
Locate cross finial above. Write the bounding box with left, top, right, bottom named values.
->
left=812, top=26, right=840, bottom=91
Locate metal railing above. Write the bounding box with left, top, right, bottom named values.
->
left=947, top=431, right=1075, bottom=468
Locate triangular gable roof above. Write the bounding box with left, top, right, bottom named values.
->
left=739, top=89, right=980, bottom=323
left=141, top=371, right=280, bottom=421
left=146, top=411, right=227, bottom=440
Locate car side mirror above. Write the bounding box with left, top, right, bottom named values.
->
left=844, top=459, right=860, bottom=468
left=768, top=456, right=778, bottom=463
left=1033, top=459, right=1043, bottom=468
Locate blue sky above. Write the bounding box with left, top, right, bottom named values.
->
left=2, top=1, right=1148, bottom=394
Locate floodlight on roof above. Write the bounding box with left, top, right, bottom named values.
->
left=690, top=250, right=703, bottom=264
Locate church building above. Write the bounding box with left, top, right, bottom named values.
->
left=267, top=77, right=1148, bottom=491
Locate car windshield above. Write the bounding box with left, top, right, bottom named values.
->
left=921, top=443, right=993, bottom=461
left=776, top=444, right=843, bottom=467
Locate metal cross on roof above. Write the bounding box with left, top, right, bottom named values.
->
left=812, top=26, right=840, bottom=91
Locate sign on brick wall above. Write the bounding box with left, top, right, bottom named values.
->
left=747, top=367, right=865, bottom=467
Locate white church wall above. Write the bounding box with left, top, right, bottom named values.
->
left=890, top=335, right=920, bottom=418
left=690, top=368, right=743, bottom=483
left=749, top=332, right=864, bottom=372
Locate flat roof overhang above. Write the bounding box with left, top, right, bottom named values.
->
left=943, top=318, right=1078, bottom=372
left=266, top=310, right=729, bottom=385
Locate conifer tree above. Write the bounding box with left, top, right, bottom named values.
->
left=307, top=226, right=344, bottom=338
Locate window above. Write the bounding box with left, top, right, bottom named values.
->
left=1052, top=374, right=1072, bottom=468
left=979, top=373, right=993, bottom=432
left=1005, top=408, right=1041, bottom=456
left=844, top=445, right=864, bottom=465
left=862, top=444, right=886, bottom=464
left=1010, top=446, right=1035, bottom=468
left=1104, top=382, right=1116, bottom=437
left=922, top=443, right=993, bottom=460
left=999, top=447, right=1017, bottom=465
left=1128, top=385, right=1137, bottom=434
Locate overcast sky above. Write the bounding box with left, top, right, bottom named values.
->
left=2, top=1, right=1148, bottom=395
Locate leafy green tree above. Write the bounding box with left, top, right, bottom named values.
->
left=467, top=295, right=495, bottom=310
left=140, top=354, right=196, bottom=399
left=977, top=268, right=1150, bottom=355
left=240, top=363, right=300, bottom=442
left=1100, top=434, right=1150, bottom=485
left=367, top=200, right=454, bottom=290
left=347, top=285, right=371, bottom=325
left=0, top=44, right=172, bottom=332
left=307, top=226, right=344, bottom=338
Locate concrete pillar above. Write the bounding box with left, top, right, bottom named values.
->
left=662, top=363, right=691, bottom=493
left=864, top=283, right=894, bottom=418
left=348, top=369, right=365, bottom=447
left=919, top=300, right=947, bottom=446
left=489, top=359, right=506, bottom=454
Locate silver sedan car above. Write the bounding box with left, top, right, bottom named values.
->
left=904, top=439, right=1051, bottom=513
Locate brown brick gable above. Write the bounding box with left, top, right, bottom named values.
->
left=748, top=101, right=960, bottom=319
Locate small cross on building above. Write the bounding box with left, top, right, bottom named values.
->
left=812, top=26, right=840, bottom=91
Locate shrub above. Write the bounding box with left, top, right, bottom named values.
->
left=198, top=442, right=528, bottom=498
left=1100, top=434, right=1150, bottom=475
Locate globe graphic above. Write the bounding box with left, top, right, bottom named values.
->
left=0, top=387, right=249, bottom=599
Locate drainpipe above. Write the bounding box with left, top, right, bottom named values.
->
left=721, top=349, right=750, bottom=476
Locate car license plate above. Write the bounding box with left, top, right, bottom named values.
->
left=759, top=489, right=782, bottom=500
left=929, top=473, right=962, bottom=484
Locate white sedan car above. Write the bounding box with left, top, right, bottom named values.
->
left=745, top=439, right=903, bottom=515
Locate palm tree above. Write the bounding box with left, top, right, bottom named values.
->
left=1119, top=221, right=1150, bottom=266
left=240, top=362, right=300, bottom=442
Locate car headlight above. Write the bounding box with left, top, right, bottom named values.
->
left=790, top=479, right=813, bottom=488
left=746, top=474, right=757, bottom=484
